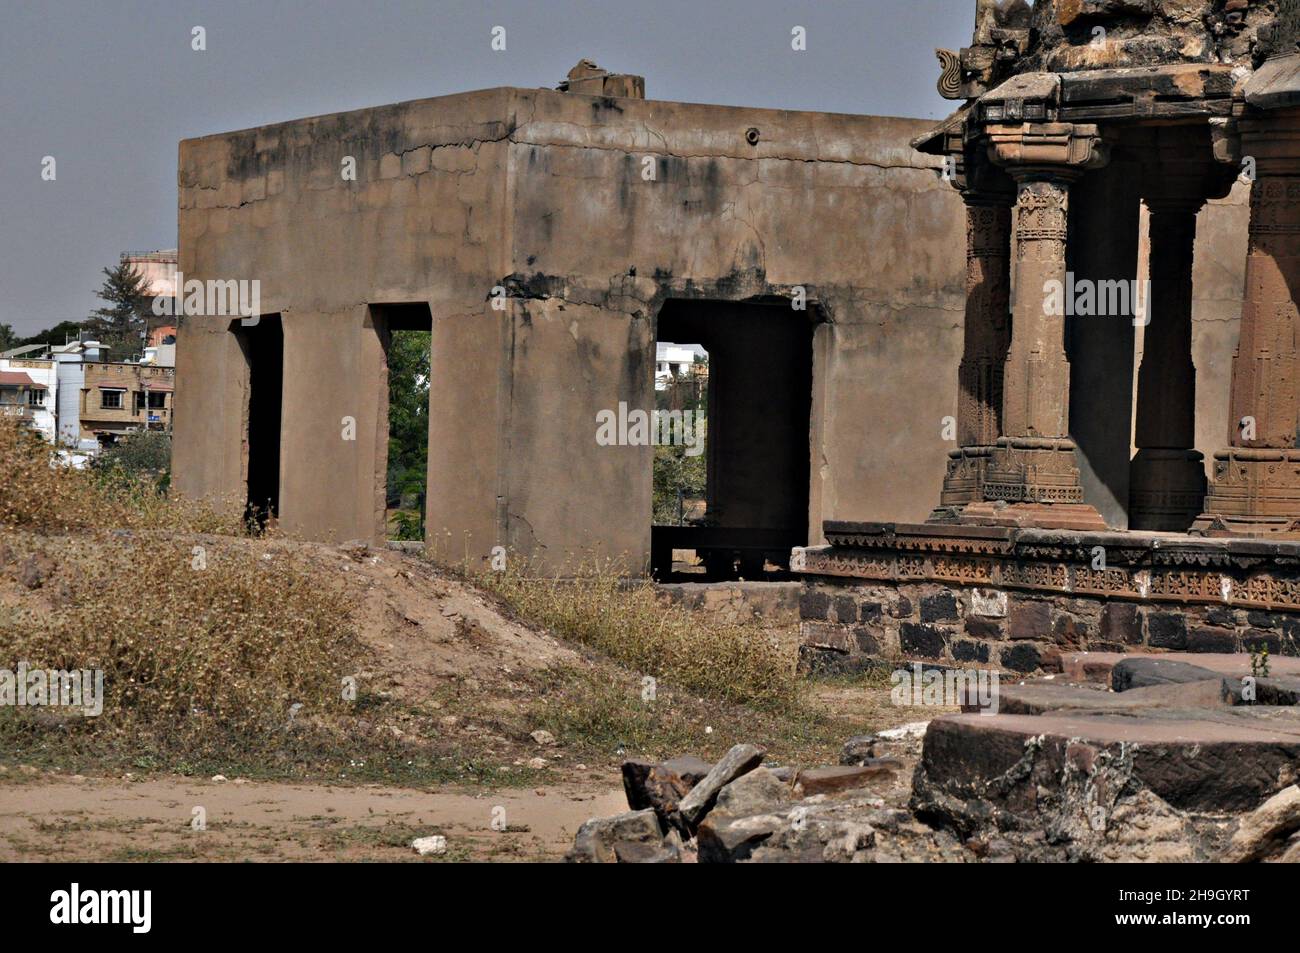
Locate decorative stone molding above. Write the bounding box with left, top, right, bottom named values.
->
left=803, top=521, right=1300, bottom=613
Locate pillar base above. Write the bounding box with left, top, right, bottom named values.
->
left=952, top=436, right=1107, bottom=531
left=984, top=437, right=1088, bottom=505
left=1129, top=448, right=1207, bottom=533
left=956, top=500, right=1108, bottom=531
left=930, top=446, right=996, bottom=521
left=1192, top=448, right=1300, bottom=537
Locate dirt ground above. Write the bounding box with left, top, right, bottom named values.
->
left=0, top=534, right=937, bottom=862
left=0, top=773, right=628, bottom=862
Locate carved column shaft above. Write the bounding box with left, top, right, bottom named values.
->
left=958, top=198, right=1013, bottom=448
left=1227, top=177, right=1300, bottom=449
left=936, top=192, right=1013, bottom=513
left=966, top=121, right=1109, bottom=530
left=1197, top=108, right=1300, bottom=535
left=1000, top=176, right=1072, bottom=441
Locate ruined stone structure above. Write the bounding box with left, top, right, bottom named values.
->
left=171, top=63, right=975, bottom=572
left=172, top=48, right=1257, bottom=578
left=798, top=0, right=1300, bottom=673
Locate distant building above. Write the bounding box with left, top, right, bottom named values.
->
left=6, top=337, right=179, bottom=449
left=655, top=343, right=698, bottom=391
left=0, top=356, right=56, bottom=443
left=79, top=359, right=174, bottom=445
left=122, top=250, right=178, bottom=299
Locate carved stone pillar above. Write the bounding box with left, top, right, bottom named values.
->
left=1130, top=191, right=1207, bottom=532
left=1196, top=108, right=1300, bottom=536
left=932, top=188, right=1014, bottom=519
left=964, top=122, right=1110, bottom=531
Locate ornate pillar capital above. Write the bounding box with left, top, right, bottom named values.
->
left=1136, top=126, right=1237, bottom=215
left=985, top=122, right=1110, bottom=182
left=1239, top=107, right=1300, bottom=178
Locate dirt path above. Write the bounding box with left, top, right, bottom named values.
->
left=0, top=775, right=626, bottom=862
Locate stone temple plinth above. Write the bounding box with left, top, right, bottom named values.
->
left=793, top=521, right=1300, bottom=676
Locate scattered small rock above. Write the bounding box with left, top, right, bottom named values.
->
left=411, top=835, right=448, bottom=856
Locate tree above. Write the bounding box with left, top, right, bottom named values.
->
left=86, top=261, right=153, bottom=358
left=91, top=430, right=172, bottom=493
left=386, top=330, right=431, bottom=511
left=0, top=324, right=17, bottom=353
left=20, top=320, right=84, bottom=348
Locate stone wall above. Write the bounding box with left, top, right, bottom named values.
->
left=796, top=523, right=1300, bottom=676
left=799, top=577, right=1299, bottom=676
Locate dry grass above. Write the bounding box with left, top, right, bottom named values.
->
left=0, top=420, right=240, bottom=535
left=1, top=535, right=359, bottom=736
left=0, top=418, right=867, bottom=786
left=475, top=556, right=802, bottom=711
left=0, top=417, right=365, bottom=773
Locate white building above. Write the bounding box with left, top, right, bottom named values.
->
left=50, top=339, right=108, bottom=450
left=655, top=343, right=698, bottom=391
left=0, top=349, right=58, bottom=443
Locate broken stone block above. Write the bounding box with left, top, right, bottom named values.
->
left=621, top=755, right=712, bottom=820
left=840, top=734, right=879, bottom=765
left=987, top=679, right=1230, bottom=716
left=914, top=710, right=1300, bottom=825
left=795, top=763, right=900, bottom=797
left=567, top=809, right=664, bottom=863
left=1111, top=656, right=1221, bottom=691
left=678, top=743, right=766, bottom=827
left=696, top=812, right=784, bottom=863
left=1221, top=786, right=1300, bottom=863
left=711, top=767, right=791, bottom=819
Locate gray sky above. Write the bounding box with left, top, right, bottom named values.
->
left=0, top=0, right=973, bottom=336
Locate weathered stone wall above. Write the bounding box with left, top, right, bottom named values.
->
left=799, top=576, right=1298, bottom=677
left=172, top=87, right=965, bottom=568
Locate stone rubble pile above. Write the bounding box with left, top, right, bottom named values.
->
left=570, top=650, right=1300, bottom=863
left=567, top=738, right=968, bottom=863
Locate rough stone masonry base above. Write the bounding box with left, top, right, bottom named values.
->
left=794, top=521, right=1300, bottom=675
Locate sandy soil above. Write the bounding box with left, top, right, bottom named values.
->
left=0, top=774, right=627, bottom=862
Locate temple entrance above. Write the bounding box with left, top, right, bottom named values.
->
left=234, top=314, right=283, bottom=530
left=650, top=299, right=813, bottom=581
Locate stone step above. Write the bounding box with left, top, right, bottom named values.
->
left=1060, top=651, right=1300, bottom=685
left=917, top=710, right=1300, bottom=814
left=964, top=679, right=1230, bottom=716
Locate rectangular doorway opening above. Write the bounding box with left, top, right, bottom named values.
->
left=371, top=303, right=432, bottom=542
left=651, top=299, right=814, bottom=581
left=233, top=314, right=283, bottom=531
